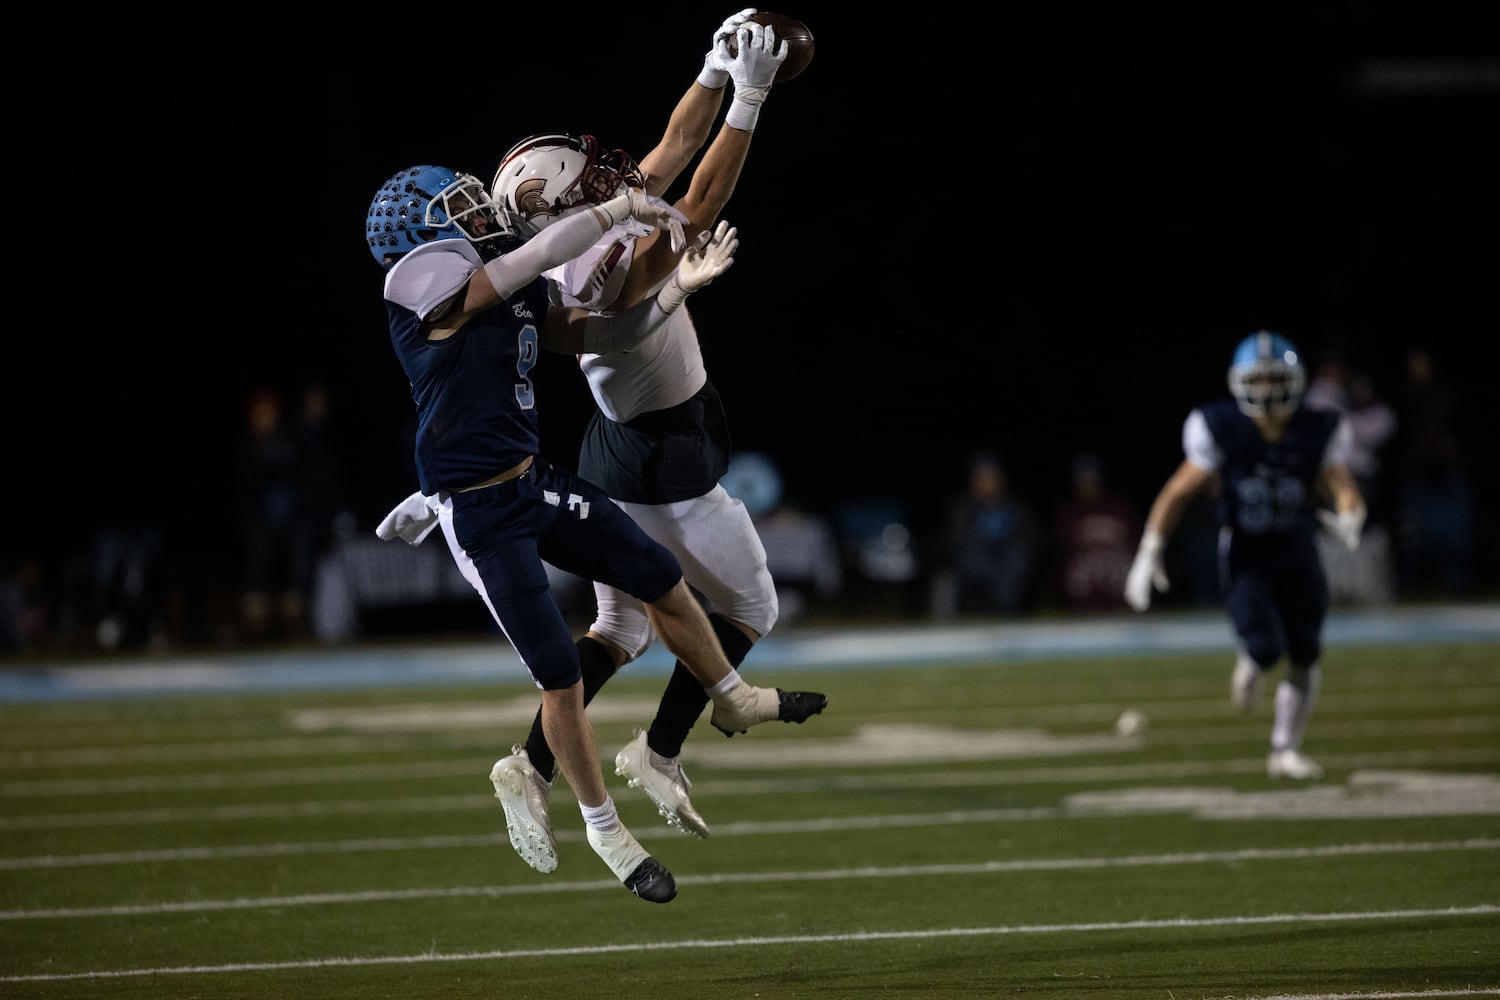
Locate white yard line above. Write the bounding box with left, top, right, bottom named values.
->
left=2, top=832, right=1495, bottom=896
left=1, top=905, right=1495, bottom=984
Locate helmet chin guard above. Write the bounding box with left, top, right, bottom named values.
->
left=491, top=133, right=645, bottom=237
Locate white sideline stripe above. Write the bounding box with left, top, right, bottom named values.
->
left=1, top=905, right=1495, bottom=984
left=3, top=837, right=1494, bottom=917
left=5, top=746, right=1499, bottom=800
left=5, top=603, right=1494, bottom=700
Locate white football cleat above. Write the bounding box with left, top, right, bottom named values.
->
left=490, top=747, right=558, bottom=874
left=1267, top=749, right=1324, bottom=780
left=616, top=730, right=709, bottom=838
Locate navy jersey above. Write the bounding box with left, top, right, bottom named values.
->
left=384, top=241, right=552, bottom=495
left=1196, top=399, right=1342, bottom=563
left=1192, top=399, right=1345, bottom=665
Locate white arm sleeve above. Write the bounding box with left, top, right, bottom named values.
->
left=481, top=209, right=608, bottom=300
left=1182, top=408, right=1223, bottom=472
left=1323, top=415, right=1356, bottom=468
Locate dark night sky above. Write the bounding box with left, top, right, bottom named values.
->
left=14, top=4, right=1499, bottom=604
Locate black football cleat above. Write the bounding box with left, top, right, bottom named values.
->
left=777, top=688, right=828, bottom=724
left=623, top=857, right=677, bottom=903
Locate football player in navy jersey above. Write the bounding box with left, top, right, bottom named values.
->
left=376, top=9, right=827, bottom=859
left=1124, top=331, right=1366, bottom=780
left=367, top=163, right=820, bottom=902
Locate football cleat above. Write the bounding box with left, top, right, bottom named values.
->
left=778, top=688, right=829, bottom=724
left=586, top=824, right=677, bottom=903
left=616, top=730, right=709, bottom=839
left=1267, top=749, right=1324, bottom=780
left=710, top=684, right=828, bottom=737
left=490, top=747, right=558, bottom=874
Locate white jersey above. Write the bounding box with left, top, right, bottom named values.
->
left=545, top=227, right=707, bottom=423
left=541, top=224, right=775, bottom=653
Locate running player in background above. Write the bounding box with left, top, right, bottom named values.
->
left=1124, top=331, right=1366, bottom=780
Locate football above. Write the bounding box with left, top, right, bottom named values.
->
left=724, top=12, right=815, bottom=83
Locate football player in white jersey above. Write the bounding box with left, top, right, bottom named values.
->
left=376, top=10, right=826, bottom=871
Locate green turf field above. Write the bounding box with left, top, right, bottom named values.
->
left=2, top=639, right=1497, bottom=999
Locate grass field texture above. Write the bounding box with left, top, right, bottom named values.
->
left=2, top=633, right=1497, bottom=999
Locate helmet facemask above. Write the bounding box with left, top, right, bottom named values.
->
left=1228, top=359, right=1307, bottom=419
left=423, top=174, right=515, bottom=262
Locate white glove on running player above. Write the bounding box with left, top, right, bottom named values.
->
left=656, top=220, right=739, bottom=313
left=597, top=188, right=690, bottom=253
left=720, top=21, right=786, bottom=131
left=697, top=8, right=759, bottom=89
left=376, top=491, right=440, bottom=546
left=1316, top=504, right=1366, bottom=551
left=1124, top=529, right=1170, bottom=612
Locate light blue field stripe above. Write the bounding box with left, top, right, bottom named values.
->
left=1, top=603, right=1495, bottom=704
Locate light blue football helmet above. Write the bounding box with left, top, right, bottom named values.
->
left=366, top=165, right=514, bottom=270
left=1228, top=330, right=1306, bottom=419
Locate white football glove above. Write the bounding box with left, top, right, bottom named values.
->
left=698, top=8, right=759, bottom=89
left=656, top=220, right=739, bottom=313
left=376, top=491, right=441, bottom=546
left=720, top=20, right=786, bottom=91
left=598, top=188, right=690, bottom=253
left=1124, top=530, right=1169, bottom=612
left=680, top=220, right=738, bottom=292
left=1316, top=504, right=1366, bottom=551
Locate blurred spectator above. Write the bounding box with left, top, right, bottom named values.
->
left=837, top=498, right=922, bottom=618
left=724, top=452, right=842, bottom=625
left=1305, top=351, right=1399, bottom=523
left=0, top=558, right=48, bottom=654
left=929, top=451, right=1042, bottom=618
left=1392, top=347, right=1475, bottom=597
left=235, top=387, right=308, bottom=641
left=293, top=384, right=354, bottom=617
left=1304, top=354, right=1400, bottom=605
left=1051, top=453, right=1140, bottom=613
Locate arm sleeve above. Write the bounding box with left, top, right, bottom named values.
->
left=1182, top=409, right=1222, bottom=472
left=482, top=209, right=608, bottom=300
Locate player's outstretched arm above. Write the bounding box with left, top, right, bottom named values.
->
left=543, top=221, right=739, bottom=355
left=470, top=189, right=688, bottom=310
left=638, top=9, right=759, bottom=194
